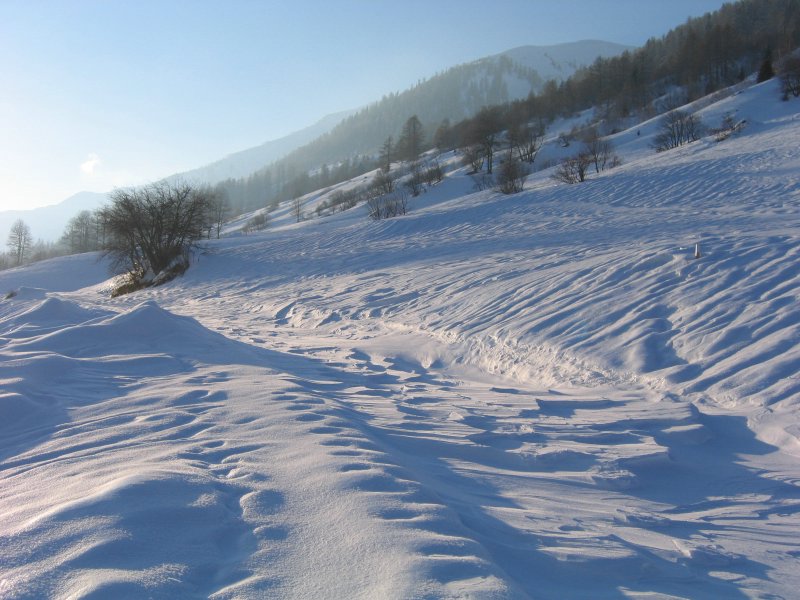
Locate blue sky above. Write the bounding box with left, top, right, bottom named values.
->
left=0, top=0, right=730, bottom=212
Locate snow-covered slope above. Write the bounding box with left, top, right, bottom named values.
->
left=1, top=79, right=799, bottom=599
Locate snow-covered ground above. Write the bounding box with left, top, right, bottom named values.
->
left=1, top=79, right=799, bottom=599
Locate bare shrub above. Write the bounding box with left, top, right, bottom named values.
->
left=367, top=189, right=409, bottom=220
left=582, top=129, right=619, bottom=173
left=247, top=212, right=268, bottom=231
left=371, top=170, right=395, bottom=195
left=496, top=157, right=529, bottom=194
left=552, top=153, right=591, bottom=184
left=404, top=162, right=424, bottom=197
left=779, top=55, right=800, bottom=99
left=651, top=109, right=704, bottom=152
left=462, top=145, right=485, bottom=174
left=100, top=181, right=213, bottom=289
left=422, top=160, right=444, bottom=185
left=471, top=173, right=494, bottom=191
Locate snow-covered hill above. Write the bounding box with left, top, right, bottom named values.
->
left=1, top=78, right=799, bottom=599
left=498, top=39, right=633, bottom=82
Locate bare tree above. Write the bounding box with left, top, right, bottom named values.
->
left=100, top=181, right=212, bottom=288
left=207, top=189, right=230, bottom=239
left=652, top=109, right=704, bottom=152
left=244, top=212, right=268, bottom=234
left=433, top=118, right=453, bottom=151
left=367, top=189, right=408, bottom=220
left=471, top=173, right=494, bottom=192
left=422, top=160, right=444, bottom=185
left=7, top=219, right=32, bottom=266
left=582, top=129, right=620, bottom=173
left=292, top=196, right=303, bottom=223
left=510, top=120, right=545, bottom=165
left=371, top=169, right=395, bottom=196
left=380, top=136, right=393, bottom=172
left=61, top=210, right=101, bottom=253
left=468, top=107, right=502, bottom=174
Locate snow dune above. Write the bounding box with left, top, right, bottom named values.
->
left=1, top=79, right=799, bottom=598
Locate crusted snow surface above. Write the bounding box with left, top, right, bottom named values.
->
left=1, top=79, right=799, bottom=599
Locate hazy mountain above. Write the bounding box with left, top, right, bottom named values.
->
left=0, top=191, right=108, bottom=243
left=168, top=110, right=356, bottom=187
left=497, top=39, right=634, bottom=83
left=217, top=39, right=635, bottom=213
left=182, top=40, right=632, bottom=191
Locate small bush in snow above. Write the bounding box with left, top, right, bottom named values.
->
left=243, top=212, right=268, bottom=234
left=496, top=157, right=529, bottom=194
left=367, top=189, right=408, bottom=220
left=404, top=162, right=425, bottom=197
left=778, top=55, right=800, bottom=100
left=471, top=173, right=494, bottom=192
left=711, top=112, right=746, bottom=142
left=371, top=170, right=395, bottom=196
left=552, top=153, right=591, bottom=184
left=582, top=129, right=621, bottom=174
left=651, top=109, right=705, bottom=152
left=462, top=145, right=485, bottom=174
left=422, top=161, right=444, bottom=185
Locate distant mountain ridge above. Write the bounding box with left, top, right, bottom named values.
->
left=168, top=109, right=356, bottom=187
left=497, top=40, right=634, bottom=83
left=0, top=191, right=108, bottom=244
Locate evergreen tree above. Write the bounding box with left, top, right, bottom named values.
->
left=380, top=136, right=393, bottom=172
left=757, top=47, right=775, bottom=82
left=397, top=115, right=424, bottom=162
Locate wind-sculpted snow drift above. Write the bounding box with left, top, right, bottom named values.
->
left=1, top=79, right=799, bottom=599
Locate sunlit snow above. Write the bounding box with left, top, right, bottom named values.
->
left=1, top=78, right=799, bottom=599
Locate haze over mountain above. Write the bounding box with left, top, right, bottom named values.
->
left=167, top=109, right=357, bottom=187
left=1, top=39, right=630, bottom=241
left=0, top=191, right=108, bottom=245
left=170, top=40, right=631, bottom=188
left=497, top=39, right=634, bottom=83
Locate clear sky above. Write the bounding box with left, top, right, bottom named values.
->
left=0, top=0, right=731, bottom=212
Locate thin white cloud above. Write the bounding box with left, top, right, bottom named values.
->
left=80, top=153, right=101, bottom=176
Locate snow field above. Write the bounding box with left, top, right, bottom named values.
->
left=1, top=78, right=799, bottom=598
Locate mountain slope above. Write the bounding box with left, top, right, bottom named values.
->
left=1, top=78, right=799, bottom=598
left=498, top=39, right=634, bottom=82
left=168, top=109, right=356, bottom=187
left=0, top=191, right=108, bottom=244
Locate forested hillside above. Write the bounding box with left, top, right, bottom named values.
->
left=212, top=0, right=800, bottom=216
